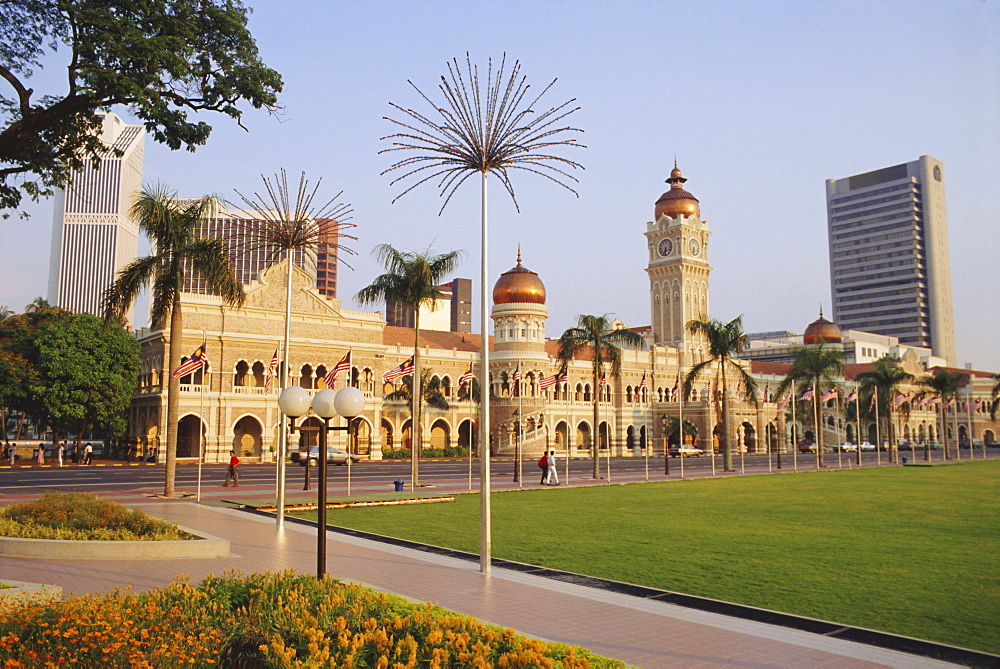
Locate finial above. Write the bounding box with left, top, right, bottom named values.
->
left=673, top=156, right=678, bottom=170
left=819, top=305, right=824, bottom=319
left=516, top=244, right=522, bottom=265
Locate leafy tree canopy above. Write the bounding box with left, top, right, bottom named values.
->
left=0, top=310, right=140, bottom=437
left=0, top=0, right=282, bottom=216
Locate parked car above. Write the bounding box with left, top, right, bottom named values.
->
left=292, top=446, right=366, bottom=467
left=798, top=442, right=817, bottom=453
left=833, top=442, right=857, bottom=452
left=859, top=442, right=875, bottom=451
left=668, top=444, right=704, bottom=457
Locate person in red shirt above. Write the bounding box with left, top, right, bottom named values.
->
left=224, top=450, right=240, bottom=487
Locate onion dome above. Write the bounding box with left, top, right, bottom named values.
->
left=654, top=161, right=700, bottom=220
left=493, top=247, right=546, bottom=305
left=803, top=308, right=842, bottom=345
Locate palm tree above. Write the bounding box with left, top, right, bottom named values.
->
left=917, top=369, right=970, bottom=460
left=385, top=370, right=450, bottom=411
left=685, top=316, right=758, bottom=472
left=774, top=343, right=844, bottom=467
left=990, top=374, right=1000, bottom=421
left=856, top=357, right=914, bottom=460
left=357, top=244, right=462, bottom=487
left=382, top=54, right=584, bottom=572
left=557, top=314, right=644, bottom=478
left=232, top=169, right=355, bottom=526
left=24, top=297, right=51, bottom=313
left=0, top=306, right=12, bottom=323
left=102, top=185, right=245, bottom=497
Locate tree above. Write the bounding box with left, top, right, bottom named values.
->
left=557, top=314, right=644, bottom=478
left=856, top=357, right=914, bottom=459
left=988, top=374, right=1000, bottom=421
left=101, top=186, right=244, bottom=497
left=385, top=370, right=450, bottom=412
left=774, top=343, right=844, bottom=467
left=0, top=306, right=12, bottom=323
left=31, top=313, right=140, bottom=443
left=0, top=0, right=282, bottom=215
left=917, top=369, right=970, bottom=460
left=684, top=316, right=758, bottom=472
left=24, top=297, right=50, bottom=312
left=356, top=244, right=462, bottom=487
left=662, top=416, right=697, bottom=446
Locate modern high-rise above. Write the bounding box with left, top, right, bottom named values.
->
left=48, top=112, right=145, bottom=326
left=825, top=155, right=955, bottom=364
left=386, top=278, right=473, bottom=333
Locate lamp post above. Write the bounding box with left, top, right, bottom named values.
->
left=278, top=385, right=365, bottom=579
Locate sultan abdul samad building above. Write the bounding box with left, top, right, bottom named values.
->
left=128, top=166, right=999, bottom=462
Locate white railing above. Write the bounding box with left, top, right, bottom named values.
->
left=233, top=386, right=270, bottom=395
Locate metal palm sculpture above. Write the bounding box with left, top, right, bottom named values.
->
left=382, top=54, right=584, bottom=573
left=231, top=169, right=356, bottom=526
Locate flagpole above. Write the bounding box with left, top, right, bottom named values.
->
left=643, top=372, right=649, bottom=482
left=478, top=171, right=492, bottom=574
left=678, top=373, right=684, bottom=480
left=854, top=384, right=862, bottom=467
left=792, top=389, right=798, bottom=472
left=467, top=375, right=473, bottom=493
left=517, top=360, right=523, bottom=489
left=952, top=397, right=961, bottom=462
left=196, top=331, right=206, bottom=502
left=835, top=390, right=843, bottom=469
left=874, top=390, right=882, bottom=465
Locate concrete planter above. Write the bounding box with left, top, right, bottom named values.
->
left=0, top=525, right=229, bottom=559
left=0, top=580, right=62, bottom=605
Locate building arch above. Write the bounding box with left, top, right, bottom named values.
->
left=177, top=414, right=204, bottom=458
left=741, top=421, right=756, bottom=453
left=554, top=420, right=569, bottom=450
left=233, top=414, right=264, bottom=458
left=458, top=419, right=476, bottom=451
left=350, top=417, right=372, bottom=455
left=429, top=419, right=450, bottom=449
left=234, top=360, right=250, bottom=387
left=575, top=421, right=591, bottom=451
left=380, top=418, right=394, bottom=450
left=599, top=421, right=610, bottom=450
left=984, top=429, right=996, bottom=446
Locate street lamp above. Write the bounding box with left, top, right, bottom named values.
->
left=278, top=385, right=365, bottom=579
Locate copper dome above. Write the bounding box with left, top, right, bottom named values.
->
left=655, top=164, right=700, bottom=220
left=493, top=249, right=546, bottom=305
left=803, top=309, right=842, bottom=345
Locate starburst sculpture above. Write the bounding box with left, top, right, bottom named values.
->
left=381, top=53, right=585, bottom=212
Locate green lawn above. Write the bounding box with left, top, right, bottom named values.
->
left=294, top=461, right=1000, bottom=654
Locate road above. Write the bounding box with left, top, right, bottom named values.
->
left=3, top=448, right=996, bottom=504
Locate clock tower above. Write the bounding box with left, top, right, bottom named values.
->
left=644, top=163, right=712, bottom=355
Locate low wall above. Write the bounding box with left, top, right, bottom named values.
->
left=0, top=525, right=229, bottom=559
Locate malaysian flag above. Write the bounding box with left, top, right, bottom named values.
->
left=555, top=365, right=568, bottom=384
left=778, top=393, right=790, bottom=409
left=869, top=393, right=877, bottom=411
left=971, top=400, right=982, bottom=411
left=383, top=357, right=414, bottom=381
left=599, top=372, right=607, bottom=397
left=172, top=345, right=208, bottom=379
left=800, top=389, right=814, bottom=402
left=944, top=397, right=956, bottom=407
left=893, top=393, right=907, bottom=406
left=264, top=347, right=278, bottom=392
left=671, top=377, right=679, bottom=403
left=324, top=350, right=352, bottom=388
left=820, top=388, right=839, bottom=402
left=846, top=390, right=858, bottom=403
left=638, top=372, right=647, bottom=390
left=459, top=363, right=474, bottom=387
left=511, top=362, right=521, bottom=397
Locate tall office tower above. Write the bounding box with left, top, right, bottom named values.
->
left=48, top=112, right=145, bottom=326
left=826, top=155, right=955, bottom=363
left=385, top=278, right=473, bottom=333
left=315, top=220, right=339, bottom=299
left=181, top=207, right=319, bottom=294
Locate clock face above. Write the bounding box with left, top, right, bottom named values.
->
left=688, top=238, right=701, bottom=256
left=658, top=238, right=673, bottom=257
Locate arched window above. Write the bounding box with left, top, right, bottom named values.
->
left=234, top=360, right=249, bottom=387
left=300, top=364, right=314, bottom=389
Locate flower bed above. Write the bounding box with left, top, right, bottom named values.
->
left=0, top=571, right=623, bottom=667
left=0, top=493, right=187, bottom=541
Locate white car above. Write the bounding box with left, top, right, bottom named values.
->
left=833, top=443, right=857, bottom=452
left=859, top=442, right=875, bottom=451
left=669, top=444, right=705, bottom=457
left=292, top=446, right=366, bottom=467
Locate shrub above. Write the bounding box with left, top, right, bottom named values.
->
left=0, top=492, right=187, bottom=541
left=382, top=446, right=469, bottom=459
left=0, top=572, right=624, bottom=667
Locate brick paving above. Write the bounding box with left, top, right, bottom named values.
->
left=0, top=498, right=956, bottom=667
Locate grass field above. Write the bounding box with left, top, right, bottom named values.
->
left=294, top=461, right=1000, bottom=654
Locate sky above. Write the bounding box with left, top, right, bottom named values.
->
left=3, top=0, right=999, bottom=370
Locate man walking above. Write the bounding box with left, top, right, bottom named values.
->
left=57, top=442, right=64, bottom=467
left=545, top=451, right=560, bottom=485
left=82, top=442, right=93, bottom=465
left=224, top=450, right=240, bottom=487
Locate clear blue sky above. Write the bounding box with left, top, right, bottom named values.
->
left=3, top=0, right=998, bottom=370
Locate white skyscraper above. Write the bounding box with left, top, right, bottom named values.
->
left=48, top=111, right=145, bottom=326
left=826, top=155, right=956, bottom=364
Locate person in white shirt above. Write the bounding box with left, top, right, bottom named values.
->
left=545, top=451, right=559, bottom=485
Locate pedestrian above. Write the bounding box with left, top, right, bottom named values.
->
left=125, top=442, right=133, bottom=463
left=538, top=452, right=549, bottom=484
left=57, top=442, right=65, bottom=467
left=83, top=442, right=93, bottom=465
left=2, top=442, right=8, bottom=462
left=224, top=450, right=240, bottom=487
left=70, top=444, right=78, bottom=464
left=546, top=450, right=559, bottom=485
left=36, top=443, right=45, bottom=465
left=9, top=443, right=15, bottom=464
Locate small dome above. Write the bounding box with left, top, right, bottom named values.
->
left=803, top=309, right=842, bottom=345
left=493, top=248, right=546, bottom=305
left=655, top=163, right=700, bottom=220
